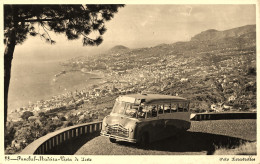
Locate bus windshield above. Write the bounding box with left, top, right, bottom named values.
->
left=111, top=101, right=128, bottom=115
left=111, top=100, right=140, bottom=118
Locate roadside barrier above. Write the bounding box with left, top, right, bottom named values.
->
left=191, top=112, right=256, bottom=121
left=20, top=121, right=102, bottom=155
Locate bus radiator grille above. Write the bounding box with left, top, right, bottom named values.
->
left=107, top=124, right=129, bottom=138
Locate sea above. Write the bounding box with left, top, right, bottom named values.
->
left=8, top=56, right=101, bottom=114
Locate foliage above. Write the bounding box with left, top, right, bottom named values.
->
left=4, top=4, right=124, bottom=129
left=21, top=111, right=34, bottom=120
left=44, top=123, right=57, bottom=133
left=38, top=112, right=46, bottom=117
left=4, top=5, right=124, bottom=46
left=247, top=67, right=256, bottom=75
left=64, top=121, right=74, bottom=127
left=60, top=116, right=67, bottom=121
left=214, top=141, right=256, bottom=155
left=4, top=122, right=16, bottom=149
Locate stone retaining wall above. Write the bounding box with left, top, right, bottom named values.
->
left=20, top=121, right=102, bottom=155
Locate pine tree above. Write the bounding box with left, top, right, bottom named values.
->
left=4, top=4, right=124, bottom=128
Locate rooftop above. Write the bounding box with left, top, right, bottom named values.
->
left=120, top=93, right=188, bottom=104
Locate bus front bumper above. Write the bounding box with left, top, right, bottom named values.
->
left=100, top=130, right=137, bottom=143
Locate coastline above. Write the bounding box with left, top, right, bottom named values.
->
left=8, top=64, right=104, bottom=114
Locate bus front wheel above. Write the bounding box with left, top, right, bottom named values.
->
left=109, top=138, right=116, bottom=143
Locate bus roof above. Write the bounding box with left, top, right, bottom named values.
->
left=120, top=94, right=188, bottom=104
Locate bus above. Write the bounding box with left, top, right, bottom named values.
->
left=100, top=93, right=191, bottom=146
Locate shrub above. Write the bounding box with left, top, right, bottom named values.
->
left=64, top=121, right=73, bottom=127
left=44, top=124, right=57, bottom=133
left=38, top=112, right=46, bottom=117
left=60, top=116, right=67, bottom=121
left=4, top=124, right=16, bottom=149
left=247, top=67, right=256, bottom=75
left=214, top=142, right=256, bottom=155
left=21, top=111, right=34, bottom=121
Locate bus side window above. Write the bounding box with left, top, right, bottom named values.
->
left=178, top=103, right=184, bottom=112
left=152, top=105, right=157, bottom=117
left=137, top=105, right=146, bottom=118
left=164, top=104, right=171, bottom=113
left=146, top=105, right=157, bottom=118
left=183, top=103, right=188, bottom=112
left=158, top=105, right=163, bottom=114
left=171, top=103, right=178, bottom=112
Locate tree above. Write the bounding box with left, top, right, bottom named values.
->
left=4, top=122, right=16, bottom=149
left=247, top=67, right=256, bottom=75
left=38, top=112, right=46, bottom=118
left=21, top=111, right=34, bottom=121
left=4, top=4, right=124, bottom=128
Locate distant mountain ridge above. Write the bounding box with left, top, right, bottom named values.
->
left=105, top=25, right=256, bottom=56
left=191, top=24, right=256, bottom=41
left=109, top=45, right=130, bottom=53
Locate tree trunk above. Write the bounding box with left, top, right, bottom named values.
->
left=4, top=31, right=16, bottom=128
left=4, top=5, right=17, bottom=129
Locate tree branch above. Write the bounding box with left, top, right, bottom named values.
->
left=17, top=18, right=68, bottom=23
left=41, top=24, right=52, bottom=43
left=69, top=20, right=91, bottom=40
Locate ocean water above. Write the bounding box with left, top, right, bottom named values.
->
left=8, top=58, right=100, bottom=113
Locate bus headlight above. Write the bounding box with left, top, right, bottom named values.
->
left=130, top=128, right=133, bottom=132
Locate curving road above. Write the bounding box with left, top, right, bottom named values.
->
left=75, top=119, right=256, bottom=155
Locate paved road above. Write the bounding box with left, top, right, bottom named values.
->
left=75, top=119, right=256, bottom=155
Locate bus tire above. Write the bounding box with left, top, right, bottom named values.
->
left=109, top=138, right=116, bottom=143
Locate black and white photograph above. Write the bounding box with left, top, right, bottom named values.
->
left=2, top=0, right=259, bottom=163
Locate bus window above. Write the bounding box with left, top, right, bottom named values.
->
left=125, top=103, right=137, bottom=117
left=171, top=103, right=178, bottom=112
left=137, top=105, right=145, bottom=118
left=158, top=105, right=164, bottom=114
left=164, top=104, right=171, bottom=113
left=183, top=103, right=189, bottom=112
left=145, top=105, right=157, bottom=118
left=112, top=101, right=126, bottom=114
left=178, top=103, right=184, bottom=112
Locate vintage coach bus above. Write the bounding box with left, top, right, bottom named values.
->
left=100, top=93, right=191, bottom=146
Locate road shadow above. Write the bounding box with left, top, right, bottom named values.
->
left=116, top=131, right=251, bottom=155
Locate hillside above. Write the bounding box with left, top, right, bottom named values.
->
left=191, top=24, right=256, bottom=41
left=108, top=45, right=130, bottom=53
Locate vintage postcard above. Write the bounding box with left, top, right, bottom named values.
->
left=1, top=0, right=259, bottom=163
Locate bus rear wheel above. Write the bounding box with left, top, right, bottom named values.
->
left=109, top=138, right=116, bottom=143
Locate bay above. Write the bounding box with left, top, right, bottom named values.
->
left=8, top=57, right=100, bottom=113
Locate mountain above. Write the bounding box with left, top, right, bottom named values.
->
left=108, top=45, right=130, bottom=53
left=191, top=24, right=256, bottom=41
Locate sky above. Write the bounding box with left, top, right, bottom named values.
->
left=13, top=4, right=256, bottom=61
